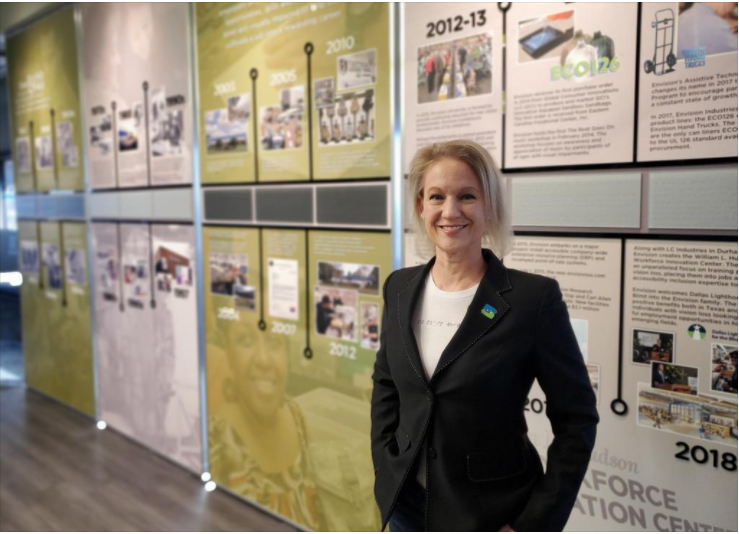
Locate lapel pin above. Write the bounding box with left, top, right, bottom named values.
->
left=481, top=304, right=497, bottom=319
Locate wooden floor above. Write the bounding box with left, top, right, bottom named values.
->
left=0, top=385, right=299, bottom=532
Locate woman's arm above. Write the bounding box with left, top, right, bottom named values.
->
left=370, top=272, right=400, bottom=472
left=510, top=279, right=599, bottom=532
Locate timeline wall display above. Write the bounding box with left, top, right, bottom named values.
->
left=20, top=221, right=95, bottom=416
left=204, top=226, right=390, bottom=531
left=196, top=3, right=390, bottom=183
left=637, top=3, right=738, bottom=162
left=506, top=237, right=738, bottom=530
left=403, top=3, right=503, bottom=169
left=93, top=223, right=202, bottom=471
left=504, top=3, right=638, bottom=168
left=81, top=3, right=193, bottom=189
left=7, top=7, right=83, bottom=192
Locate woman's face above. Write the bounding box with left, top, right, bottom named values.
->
left=229, top=326, right=288, bottom=423
left=418, top=158, right=486, bottom=256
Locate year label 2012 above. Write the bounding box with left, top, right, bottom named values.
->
left=426, top=11, right=487, bottom=38
left=329, top=342, right=356, bottom=360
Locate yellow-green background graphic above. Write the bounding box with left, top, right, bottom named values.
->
left=205, top=227, right=390, bottom=530
left=8, top=7, right=83, bottom=192
left=197, top=3, right=390, bottom=183
left=19, top=221, right=94, bottom=416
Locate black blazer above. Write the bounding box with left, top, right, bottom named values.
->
left=371, top=249, right=598, bottom=531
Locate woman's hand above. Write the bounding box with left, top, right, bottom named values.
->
left=499, top=525, right=515, bottom=532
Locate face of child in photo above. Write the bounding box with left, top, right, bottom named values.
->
left=418, top=158, right=486, bottom=257
left=228, top=325, right=289, bottom=423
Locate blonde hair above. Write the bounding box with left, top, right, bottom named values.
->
left=408, top=140, right=512, bottom=259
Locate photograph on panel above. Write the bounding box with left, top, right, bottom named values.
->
left=651, top=361, right=699, bottom=396
left=56, top=121, right=79, bottom=168
left=360, top=302, right=381, bottom=350
left=65, top=248, right=87, bottom=286
left=632, top=329, right=675, bottom=365
left=677, top=3, right=738, bottom=61
left=518, top=9, right=575, bottom=63
left=20, top=241, right=39, bottom=275
left=123, top=259, right=150, bottom=300
left=209, top=252, right=255, bottom=311
left=267, top=258, right=299, bottom=321
left=155, top=246, right=192, bottom=293
left=35, top=135, right=53, bottom=170
left=96, top=248, right=118, bottom=301
left=118, top=103, right=144, bottom=153
left=586, top=363, right=600, bottom=405
left=711, top=343, right=738, bottom=395
left=318, top=89, right=375, bottom=146
left=314, top=286, right=358, bottom=342
left=317, top=261, right=380, bottom=295
left=337, top=49, right=377, bottom=90
left=571, top=318, right=588, bottom=361
left=150, top=87, right=185, bottom=157
left=260, top=86, right=304, bottom=150
left=42, top=243, right=63, bottom=289
left=417, top=32, right=493, bottom=104
left=204, top=95, right=250, bottom=155
left=89, top=109, right=113, bottom=157
left=637, top=383, right=737, bottom=446
left=15, top=137, right=31, bottom=173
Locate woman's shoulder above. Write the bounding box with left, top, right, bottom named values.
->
left=504, top=267, right=561, bottom=302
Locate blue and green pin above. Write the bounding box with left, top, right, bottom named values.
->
left=481, top=304, right=497, bottom=319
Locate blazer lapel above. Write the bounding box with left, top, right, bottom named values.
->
left=397, top=261, right=433, bottom=387
left=431, top=249, right=512, bottom=382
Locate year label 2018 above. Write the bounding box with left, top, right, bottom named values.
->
left=675, top=442, right=736, bottom=472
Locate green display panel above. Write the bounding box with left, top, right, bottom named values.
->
left=196, top=3, right=390, bottom=183
left=7, top=7, right=84, bottom=192
left=205, top=226, right=391, bottom=531
left=18, top=221, right=48, bottom=391
left=22, top=221, right=94, bottom=416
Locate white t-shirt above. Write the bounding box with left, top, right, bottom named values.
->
left=411, top=272, right=479, bottom=488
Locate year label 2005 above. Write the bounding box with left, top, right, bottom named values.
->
left=427, top=11, right=487, bottom=38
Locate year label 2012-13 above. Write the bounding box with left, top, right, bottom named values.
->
left=426, top=11, right=487, bottom=38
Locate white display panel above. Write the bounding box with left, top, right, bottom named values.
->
left=505, top=3, right=638, bottom=168
left=404, top=3, right=504, bottom=169
left=637, top=3, right=738, bottom=162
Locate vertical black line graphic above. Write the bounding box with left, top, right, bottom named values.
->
left=36, top=221, right=44, bottom=290
left=632, top=3, right=643, bottom=164
left=29, top=121, right=38, bottom=191
left=258, top=228, right=266, bottom=330
left=498, top=3, right=511, bottom=169
left=611, top=238, right=628, bottom=416
left=303, top=229, right=312, bottom=359
left=112, top=101, right=120, bottom=189
left=143, top=81, right=152, bottom=187
left=58, top=222, right=67, bottom=307
left=304, top=43, right=315, bottom=181
left=250, top=69, right=260, bottom=182
left=50, top=109, right=59, bottom=190
left=148, top=223, right=156, bottom=309
left=116, top=223, right=125, bottom=312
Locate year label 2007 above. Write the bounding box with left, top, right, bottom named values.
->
left=427, top=11, right=487, bottom=38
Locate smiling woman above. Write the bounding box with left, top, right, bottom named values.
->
left=371, top=140, right=598, bottom=532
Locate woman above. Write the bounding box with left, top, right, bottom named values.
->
left=371, top=140, right=598, bottom=532
left=209, top=322, right=326, bottom=530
